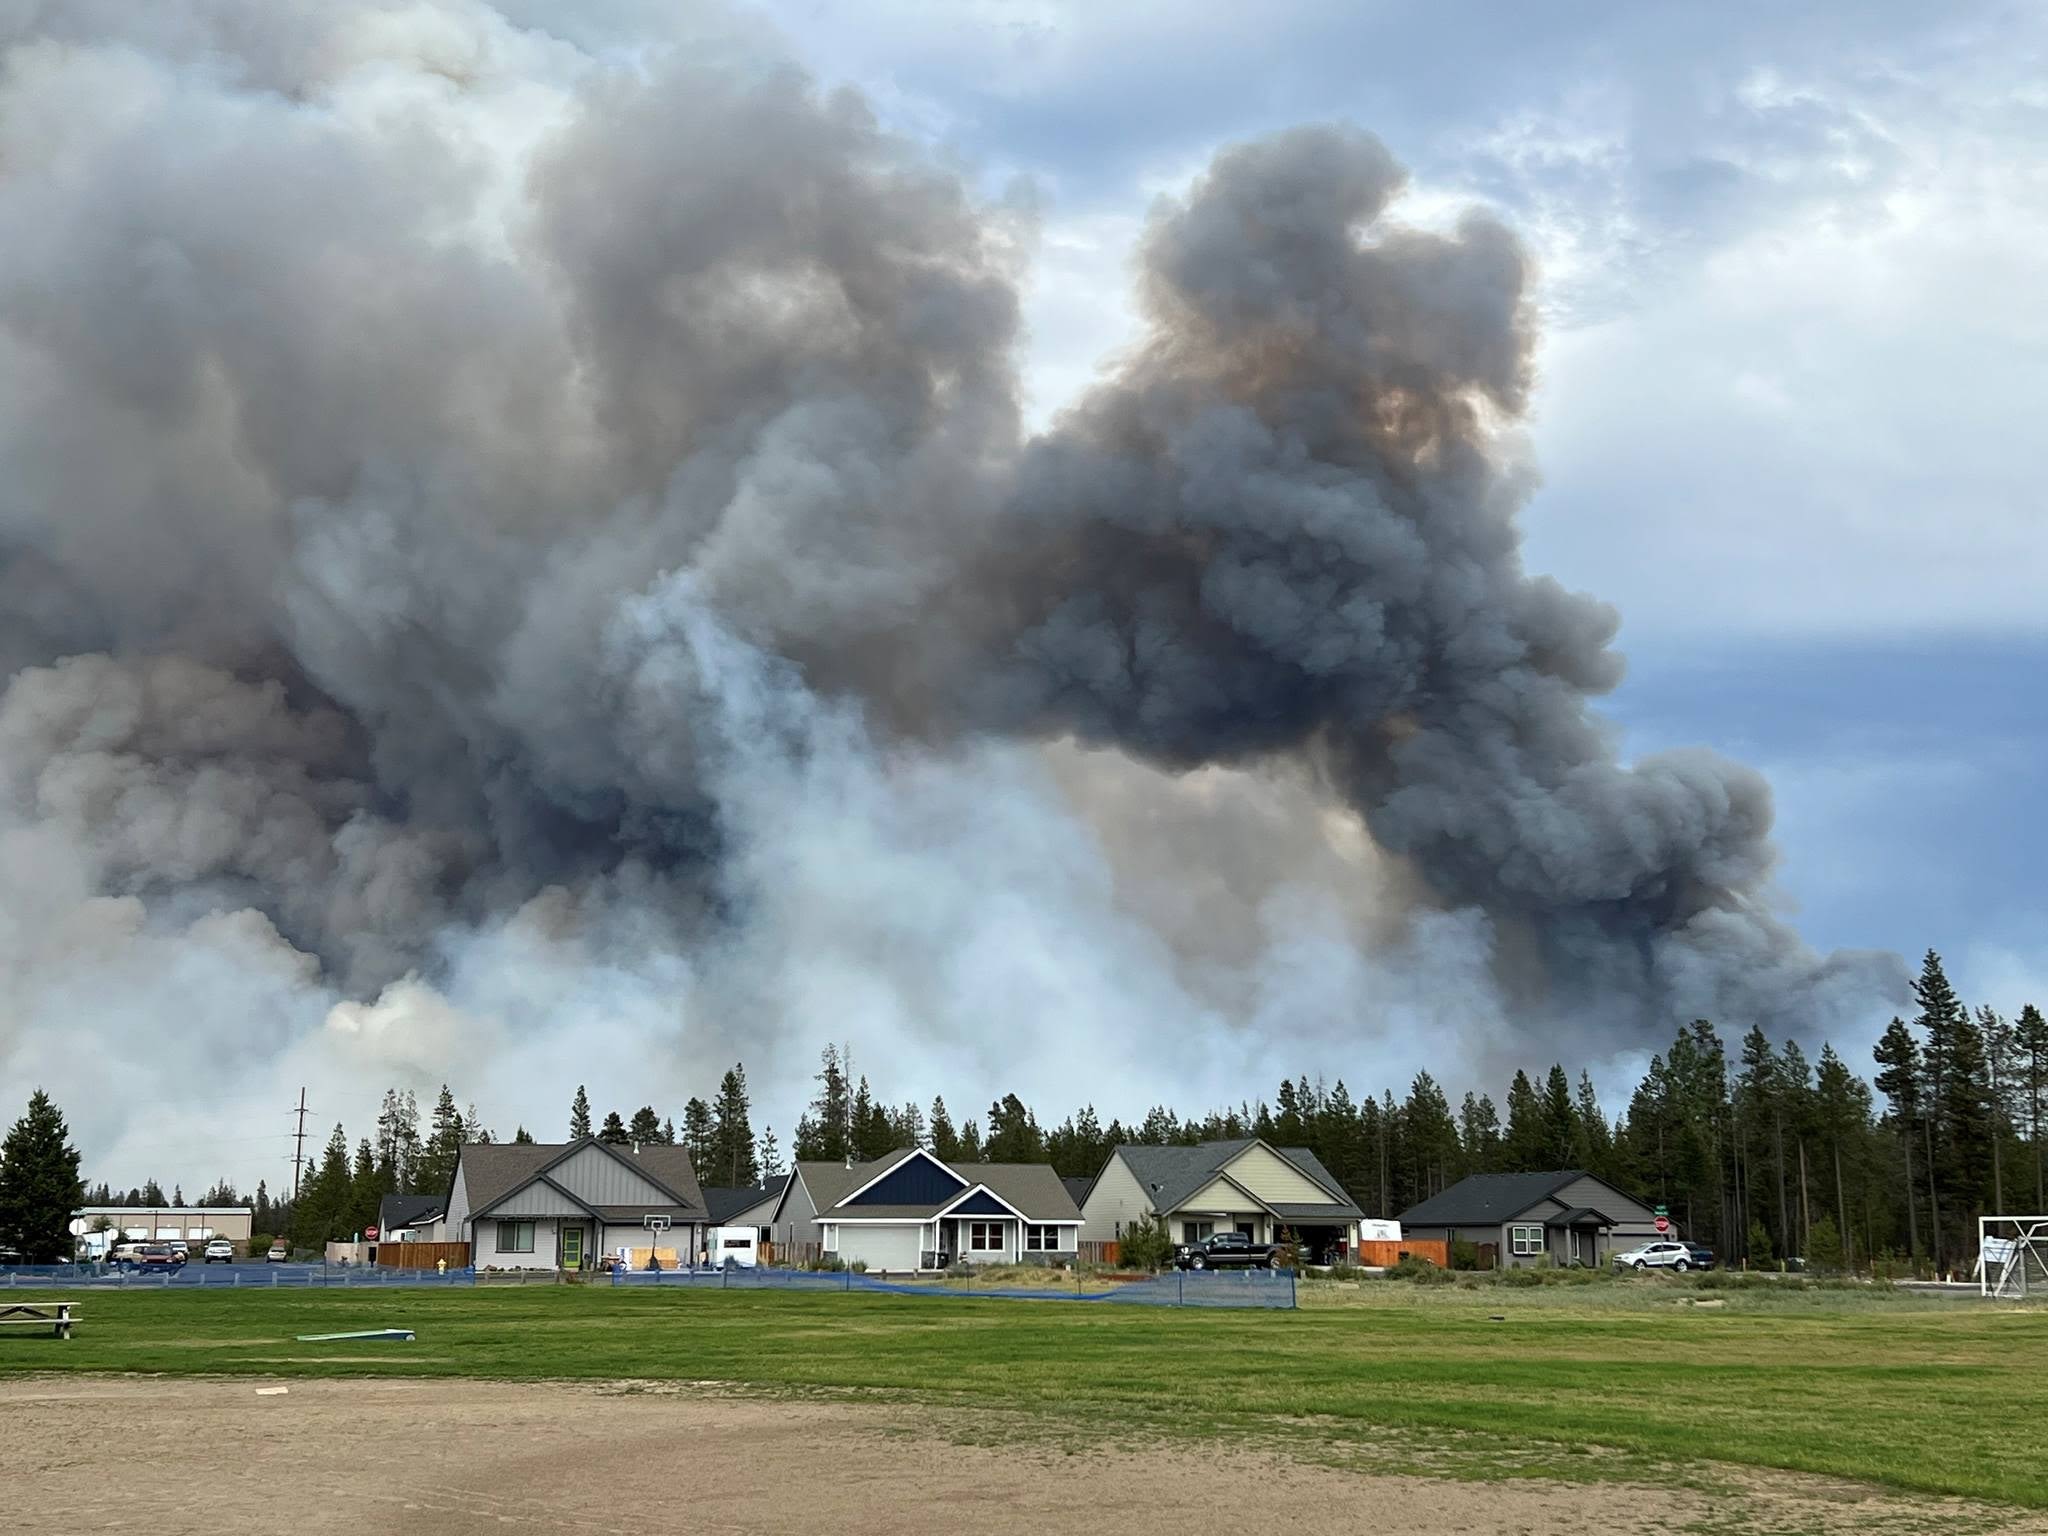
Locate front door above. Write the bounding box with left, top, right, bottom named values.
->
left=561, top=1225, right=584, bottom=1270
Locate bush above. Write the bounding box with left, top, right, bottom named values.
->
left=806, top=1254, right=847, bottom=1272
left=1449, top=1238, right=1481, bottom=1271
left=1497, top=1265, right=1546, bottom=1288
left=1322, top=1261, right=1364, bottom=1282
left=1117, top=1212, right=1174, bottom=1272
left=1387, top=1255, right=1452, bottom=1285
left=850, top=1260, right=867, bottom=1274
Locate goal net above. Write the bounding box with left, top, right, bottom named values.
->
left=1976, top=1216, right=2048, bottom=1299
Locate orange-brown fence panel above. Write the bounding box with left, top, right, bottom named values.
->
left=1079, top=1240, right=1121, bottom=1267
left=376, top=1241, right=471, bottom=1270
left=1354, top=1239, right=1449, bottom=1268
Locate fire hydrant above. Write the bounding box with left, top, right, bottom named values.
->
left=436, top=1257, right=447, bottom=1275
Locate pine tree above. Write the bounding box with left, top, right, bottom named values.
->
left=757, top=1126, right=784, bottom=1181
left=1873, top=1017, right=1924, bottom=1261
left=1979, top=1005, right=2015, bottom=1215
left=0, top=1090, right=86, bottom=1262
left=627, top=1106, right=663, bottom=1145
left=141, top=1178, right=166, bottom=1206
left=413, top=1086, right=464, bottom=1196
left=1572, top=1071, right=1613, bottom=1177
left=1501, top=1071, right=1542, bottom=1171
left=570, top=1086, right=593, bottom=1141
left=660, top=1117, right=676, bottom=1145
left=598, top=1111, right=629, bottom=1145
left=1538, top=1065, right=1578, bottom=1169
left=795, top=1047, right=850, bottom=1162
left=171, top=1184, right=185, bottom=1207
left=2016, top=1003, right=2048, bottom=1209
left=349, top=1137, right=381, bottom=1236
left=681, top=1098, right=714, bottom=1166
left=1458, top=1092, right=1503, bottom=1176
left=1814, top=1044, right=1870, bottom=1272
left=711, top=1066, right=758, bottom=1186
left=929, top=1097, right=959, bottom=1162
left=252, top=1179, right=272, bottom=1237
left=1911, top=951, right=1967, bottom=1270
left=513, top=1126, right=535, bottom=1144
left=1938, top=1005, right=1994, bottom=1256
left=292, top=1124, right=351, bottom=1249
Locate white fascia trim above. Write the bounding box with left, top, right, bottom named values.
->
left=933, top=1184, right=1030, bottom=1221
left=836, top=1147, right=967, bottom=1207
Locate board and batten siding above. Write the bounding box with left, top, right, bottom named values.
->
left=1223, top=1144, right=1338, bottom=1204
left=443, top=1164, right=471, bottom=1235
left=1079, top=1154, right=1155, bottom=1245
left=487, top=1182, right=591, bottom=1219
left=550, top=1143, right=678, bottom=1207
left=773, top=1172, right=821, bottom=1251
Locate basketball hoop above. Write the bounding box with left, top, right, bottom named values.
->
left=642, top=1214, right=672, bottom=1272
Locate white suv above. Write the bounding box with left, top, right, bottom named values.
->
left=203, top=1239, right=236, bottom=1264
left=1614, top=1240, right=1694, bottom=1272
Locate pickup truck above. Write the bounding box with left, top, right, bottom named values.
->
left=1172, top=1232, right=1280, bottom=1270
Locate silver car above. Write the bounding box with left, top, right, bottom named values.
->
left=1614, top=1240, right=1695, bottom=1272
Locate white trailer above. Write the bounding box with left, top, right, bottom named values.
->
left=709, top=1225, right=760, bottom=1268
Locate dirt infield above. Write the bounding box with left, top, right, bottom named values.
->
left=2, top=1377, right=2040, bottom=1535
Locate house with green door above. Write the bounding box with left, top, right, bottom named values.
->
left=442, top=1136, right=708, bottom=1270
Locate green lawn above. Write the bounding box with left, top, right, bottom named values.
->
left=4, top=1281, right=2044, bottom=1507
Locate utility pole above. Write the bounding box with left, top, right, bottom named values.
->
left=291, top=1088, right=309, bottom=1202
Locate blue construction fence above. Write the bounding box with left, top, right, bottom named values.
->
left=0, top=1262, right=480, bottom=1290
left=0, top=1261, right=1295, bottom=1307
left=611, top=1264, right=1298, bottom=1308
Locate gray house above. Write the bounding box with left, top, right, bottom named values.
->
left=768, top=1148, right=1083, bottom=1272
left=443, top=1137, right=708, bottom=1270
left=1398, top=1170, right=1660, bottom=1268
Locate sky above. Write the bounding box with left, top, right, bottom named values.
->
left=6, top=1, right=2045, bottom=1197
left=745, top=0, right=2048, bottom=1005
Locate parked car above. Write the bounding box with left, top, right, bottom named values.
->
left=0, top=1244, right=21, bottom=1265
left=1613, top=1240, right=1696, bottom=1272
left=1683, top=1243, right=1716, bottom=1270
left=108, top=1241, right=143, bottom=1268
left=136, top=1243, right=186, bottom=1271
left=265, top=1242, right=289, bottom=1263
left=1173, top=1232, right=1279, bottom=1270
left=203, top=1239, right=235, bottom=1264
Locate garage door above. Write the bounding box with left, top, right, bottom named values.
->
left=839, top=1224, right=924, bottom=1274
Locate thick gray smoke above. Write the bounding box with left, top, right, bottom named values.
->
left=0, top=1, right=1900, bottom=1183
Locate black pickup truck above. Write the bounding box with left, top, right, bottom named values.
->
left=1172, top=1232, right=1279, bottom=1270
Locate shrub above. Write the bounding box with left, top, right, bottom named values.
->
left=1497, top=1264, right=1546, bottom=1288
left=1323, top=1261, right=1364, bottom=1282
left=1117, top=1212, right=1174, bottom=1272
left=1449, top=1238, right=1481, bottom=1271
left=1387, top=1255, right=1452, bottom=1284
left=806, top=1254, right=847, bottom=1272
left=850, top=1260, right=868, bottom=1274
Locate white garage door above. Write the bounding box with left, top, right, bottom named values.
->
left=838, top=1224, right=924, bottom=1274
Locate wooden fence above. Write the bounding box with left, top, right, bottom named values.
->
left=375, top=1241, right=471, bottom=1270
left=1078, top=1240, right=1121, bottom=1267
left=1353, top=1239, right=1449, bottom=1268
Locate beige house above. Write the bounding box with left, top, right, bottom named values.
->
left=1080, top=1139, right=1364, bottom=1262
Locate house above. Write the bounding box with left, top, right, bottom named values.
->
left=1397, top=1170, right=1660, bottom=1268
left=375, top=1193, right=447, bottom=1243
left=442, top=1137, right=708, bottom=1270
left=768, top=1147, right=1083, bottom=1273
left=1080, top=1139, right=1365, bottom=1260
left=704, top=1177, right=785, bottom=1240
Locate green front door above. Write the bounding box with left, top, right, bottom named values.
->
left=561, top=1225, right=583, bottom=1270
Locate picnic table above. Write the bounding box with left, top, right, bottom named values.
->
left=0, top=1300, right=79, bottom=1339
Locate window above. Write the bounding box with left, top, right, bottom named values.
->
left=968, top=1221, right=1004, bottom=1252
left=1509, top=1224, right=1544, bottom=1257
left=1183, top=1220, right=1214, bottom=1243
left=496, top=1220, right=535, bottom=1254
left=1025, top=1224, right=1062, bottom=1252
left=1234, top=1222, right=1256, bottom=1239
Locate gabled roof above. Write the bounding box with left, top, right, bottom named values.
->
left=1060, top=1175, right=1096, bottom=1208
left=1398, top=1170, right=1620, bottom=1227
left=1548, top=1206, right=1616, bottom=1227
left=795, top=1149, right=1083, bottom=1223
left=457, top=1138, right=707, bottom=1223
left=704, top=1178, right=785, bottom=1224
left=377, top=1194, right=445, bottom=1231
left=1109, top=1140, right=1362, bottom=1220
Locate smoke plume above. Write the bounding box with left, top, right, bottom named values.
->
left=0, top=1, right=1900, bottom=1182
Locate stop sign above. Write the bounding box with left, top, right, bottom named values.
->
left=365, top=1226, right=380, bottom=1241
left=1654, top=1216, right=1670, bottom=1234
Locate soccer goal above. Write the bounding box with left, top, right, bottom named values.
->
left=1976, top=1216, right=2048, bottom=1298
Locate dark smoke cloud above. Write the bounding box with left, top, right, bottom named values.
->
left=0, top=1, right=1901, bottom=1180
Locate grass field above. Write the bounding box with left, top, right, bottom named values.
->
left=5, top=1278, right=2045, bottom=1509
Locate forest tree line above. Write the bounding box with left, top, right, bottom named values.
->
left=89, top=951, right=2045, bottom=1270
